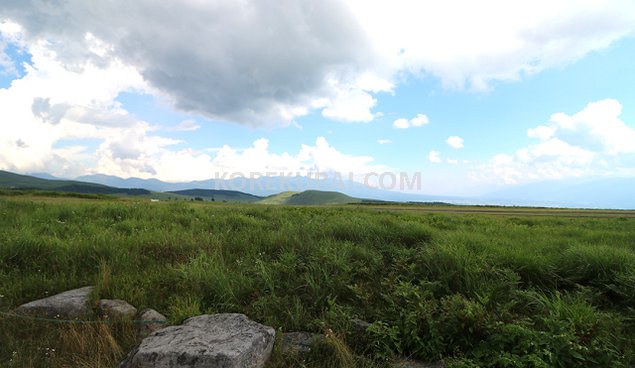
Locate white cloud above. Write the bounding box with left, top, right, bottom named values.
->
left=298, top=137, right=387, bottom=176
left=3, top=1, right=631, bottom=126
left=428, top=150, right=441, bottom=163
left=446, top=136, right=464, bottom=149
left=393, top=114, right=429, bottom=129
left=0, top=37, right=149, bottom=177
left=474, top=99, right=635, bottom=184
left=377, top=139, right=392, bottom=144
left=447, top=158, right=459, bottom=165
left=346, top=0, right=635, bottom=91
left=0, top=1, right=382, bottom=125
left=0, top=41, right=15, bottom=75
left=0, top=43, right=387, bottom=181
left=0, top=21, right=23, bottom=75
left=2, top=1, right=635, bottom=184
left=410, top=114, right=429, bottom=127
left=527, top=125, right=555, bottom=140
left=320, top=87, right=377, bottom=123
left=172, top=119, right=200, bottom=132
left=548, top=99, right=635, bottom=155
left=393, top=118, right=410, bottom=129
left=96, top=136, right=389, bottom=183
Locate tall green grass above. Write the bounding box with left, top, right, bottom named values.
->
left=1, top=196, right=635, bottom=367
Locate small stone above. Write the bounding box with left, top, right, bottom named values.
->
left=97, top=299, right=137, bottom=320
left=15, top=286, right=94, bottom=319
left=351, top=318, right=372, bottom=334
left=394, top=358, right=445, bottom=368
left=136, top=308, right=168, bottom=337
left=281, top=332, right=325, bottom=354
left=348, top=318, right=372, bottom=349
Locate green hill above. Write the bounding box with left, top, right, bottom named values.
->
left=1, top=170, right=99, bottom=190
left=167, top=189, right=262, bottom=203
left=259, top=190, right=362, bottom=205
left=0, top=170, right=151, bottom=196
left=258, top=191, right=300, bottom=204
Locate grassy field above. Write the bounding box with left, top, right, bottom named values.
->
left=1, top=193, right=635, bottom=367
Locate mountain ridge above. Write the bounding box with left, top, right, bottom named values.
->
left=75, top=173, right=458, bottom=203
left=0, top=170, right=152, bottom=196
left=1, top=170, right=368, bottom=205
left=167, top=189, right=263, bottom=203
left=4, top=170, right=634, bottom=209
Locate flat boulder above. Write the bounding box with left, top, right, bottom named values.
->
left=98, top=299, right=137, bottom=320
left=120, top=313, right=275, bottom=368
left=15, top=286, right=93, bottom=319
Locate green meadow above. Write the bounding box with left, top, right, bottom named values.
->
left=2, top=192, right=635, bottom=367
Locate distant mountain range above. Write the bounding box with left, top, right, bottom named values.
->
left=0, top=170, right=370, bottom=205
left=3, top=170, right=635, bottom=209
left=75, top=173, right=453, bottom=202
left=0, top=170, right=151, bottom=196
left=478, top=178, right=635, bottom=209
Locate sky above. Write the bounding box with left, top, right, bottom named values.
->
left=1, top=1, right=635, bottom=196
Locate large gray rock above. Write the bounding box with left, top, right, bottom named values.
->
left=136, top=308, right=168, bottom=337
left=120, top=313, right=275, bottom=368
left=15, top=286, right=94, bottom=319
left=98, top=299, right=137, bottom=320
